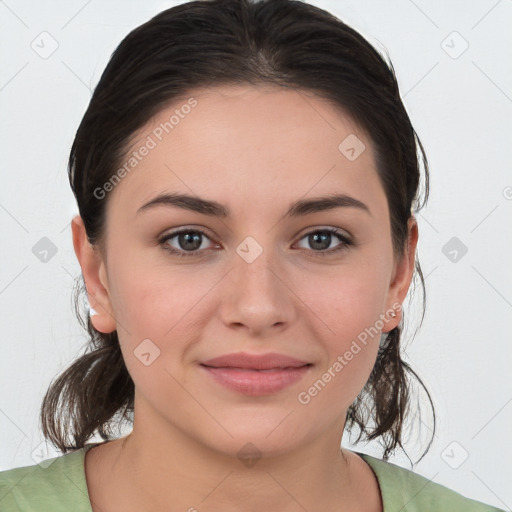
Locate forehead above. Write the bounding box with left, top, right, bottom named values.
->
left=106, top=84, right=386, bottom=221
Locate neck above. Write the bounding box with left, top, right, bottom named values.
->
left=87, top=400, right=381, bottom=512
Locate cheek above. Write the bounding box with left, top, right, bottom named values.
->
left=296, top=295, right=383, bottom=414
left=107, top=261, right=220, bottom=383
left=293, top=262, right=390, bottom=407
left=108, top=256, right=213, bottom=336
left=109, top=269, right=202, bottom=404
left=296, top=256, right=391, bottom=339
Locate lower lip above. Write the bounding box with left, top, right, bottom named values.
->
left=200, top=365, right=312, bottom=395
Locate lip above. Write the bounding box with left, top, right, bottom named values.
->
left=200, top=352, right=312, bottom=395
left=201, top=352, right=311, bottom=370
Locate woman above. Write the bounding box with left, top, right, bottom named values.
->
left=0, top=0, right=504, bottom=510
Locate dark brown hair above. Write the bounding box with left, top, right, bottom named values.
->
left=41, top=0, right=435, bottom=463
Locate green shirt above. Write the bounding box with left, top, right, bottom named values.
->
left=0, top=443, right=505, bottom=511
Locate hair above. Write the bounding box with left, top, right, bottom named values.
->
left=41, top=0, right=435, bottom=463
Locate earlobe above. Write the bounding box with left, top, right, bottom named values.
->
left=71, top=215, right=117, bottom=334
left=382, top=216, right=419, bottom=333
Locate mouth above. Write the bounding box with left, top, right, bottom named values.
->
left=200, top=363, right=312, bottom=371
left=200, top=352, right=312, bottom=371
left=200, top=365, right=312, bottom=395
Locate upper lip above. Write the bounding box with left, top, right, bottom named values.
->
left=201, top=352, right=312, bottom=370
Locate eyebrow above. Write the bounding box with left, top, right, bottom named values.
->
left=136, top=192, right=371, bottom=218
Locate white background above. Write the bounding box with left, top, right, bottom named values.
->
left=0, top=0, right=511, bottom=509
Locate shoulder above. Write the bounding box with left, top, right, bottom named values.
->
left=359, top=453, right=505, bottom=512
left=0, top=448, right=92, bottom=512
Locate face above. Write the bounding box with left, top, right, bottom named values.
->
left=73, top=84, right=417, bottom=459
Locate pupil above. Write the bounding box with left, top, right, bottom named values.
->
left=310, top=232, right=331, bottom=250
left=180, top=232, right=201, bottom=251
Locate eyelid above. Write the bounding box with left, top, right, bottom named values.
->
left=294, top=225, right=352, bottom=242
left=160, top=225, right=215, bottom=240
left=159, top=226, right=218, bottom=247
left=292, top=226, right=353, bottom=256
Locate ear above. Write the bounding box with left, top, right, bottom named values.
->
left=71, top=215, right=116, bottom=334
left=381, top=216, right=419, bottom=333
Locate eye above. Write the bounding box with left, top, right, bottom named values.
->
left=158, top=226, right=353, bottom=259
left=159, top=228, right=218, bottom=258
left=295, top=227, right=353, bottom=256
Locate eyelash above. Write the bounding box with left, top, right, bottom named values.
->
left=158, top=227, right=353, bottom=259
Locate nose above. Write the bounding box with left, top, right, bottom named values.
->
left=218, top=241, right=298, bottom=336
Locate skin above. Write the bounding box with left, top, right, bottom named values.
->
left=72, top=84, right=418, bottom=512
